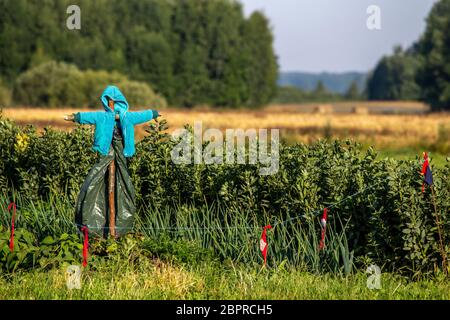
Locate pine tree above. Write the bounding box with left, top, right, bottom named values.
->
left=367, top=46, right=420, bottom=101
left=345, top=80, right=361, bottom=100
left=242, top=11, right=278, bottom=107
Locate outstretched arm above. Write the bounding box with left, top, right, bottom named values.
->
left=128, top=110, right=160, bottom=125
left=64, top=114, right=76, bottom=122
left=64, top=112, right=103, bottom=125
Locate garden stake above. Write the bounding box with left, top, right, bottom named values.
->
left=108, top=158, right=116, bottom=239
left=319, top=208, right=328, bottom=250
left=260, top=225, right=272, bottom=267
left=81, top=225, right=89, bottom=267
left=7, top=202, right=16, bottom=252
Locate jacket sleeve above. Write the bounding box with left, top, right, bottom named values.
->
left=75, top=112, right=103, bottom=125
left=128, top=110, right=159, bottom=125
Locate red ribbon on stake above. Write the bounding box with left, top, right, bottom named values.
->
left=420, top=152, right=433, bottom=193
left=319, top=208, right=328, bottom=250
left=81, top=226, right=89, bottom=267
left=260, top=225, right=272, bottom=266
left=7, top=202, right=16, bottom=252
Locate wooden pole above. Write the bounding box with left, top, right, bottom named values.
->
left=431, top=186, right=448, bottom=275
left=108, top=159, right=116, bottom=239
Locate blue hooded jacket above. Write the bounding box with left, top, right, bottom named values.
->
left=74, top=86, right=159, bottom=158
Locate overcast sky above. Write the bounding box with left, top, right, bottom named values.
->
left=240, top=0, right=437, bottom=73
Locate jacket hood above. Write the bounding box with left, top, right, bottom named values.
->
left=101, top=85, right=129, bottom=115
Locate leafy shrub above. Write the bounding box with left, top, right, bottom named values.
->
left=38, top=233, right=83, bottom=269
left=119, top=80, right=167, bottom=109
left=142, top=235, right=218, bottom=265
left=0, top=228, right=83, bottom=272
left=0, top=114, right=97, bottom=201
left=13, top=61, right=85, bottom=107
left=81, top=69, right=128, bottom=108
left=0, top=228, right=39, bottom=272
left=12, top=61, right=167, bottom=109
left=431, top=124, right=450, bottom=154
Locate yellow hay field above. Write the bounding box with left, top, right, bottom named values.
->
left=2, top=105, right=449, bottom=149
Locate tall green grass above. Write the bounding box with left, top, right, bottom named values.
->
left=1, top=191, right=357, bottom=275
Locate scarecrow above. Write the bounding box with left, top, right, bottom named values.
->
left=64, top=85, right=160, bottom=238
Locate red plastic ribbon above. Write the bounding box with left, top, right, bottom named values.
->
left=81, top=226, right=89, bottom=267
left=260, top=225, right=272, bottom=266
left=319, top=208, right=328, bottom=250
left=421, top=152, right=429, bottom=193
left=7, top=202, right=16, bottom=252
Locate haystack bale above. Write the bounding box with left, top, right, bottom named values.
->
left=352, top=105, right=369, bottom=115
left=314, top=104, right=333, bottom=114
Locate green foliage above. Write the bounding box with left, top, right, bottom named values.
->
left=366, top=0, right=450, bottom=110
left=38, top=233, right=83, bottom=269
left=416, top=0, right=450, bottom=111
left=0, top=116, right=449, bottom=276
left=126, top=27, right=174, bottom=100
left=29, top=42, right=53, bottom=69
left=273, top=84, right=349, bottom=104
left=81, top=69, right=128, bottom=108
left=241, top=11, right=279, bottom=107
left=142, top=236, right=218, bottom=265
left=367, top=46, right=421, bottom=101
left=272, top=86, right=307, bottom=104
left=0, top=115, right=98, bottom=202
left=0, top=228, right=82, bottom=272
left=432, top=124, right=450, bottom=154
left=344, top=80, right=362, bottom=100
left=0, top=79, right=11, bottom=107
left=119, top=80, right=167, bottom=109
left=0, top=0, right=278, bottom=108
left=278, top=72, right=367, bottom=95
left=0, top=228, right=39, bottom=272
left=12, top=61, right=167, bottom=109
left=13, top=61, right=85, bottom=107
left=1, top=264, right=450, bottom=299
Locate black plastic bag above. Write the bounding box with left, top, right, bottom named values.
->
left=74, top=132, right=136, bottom=237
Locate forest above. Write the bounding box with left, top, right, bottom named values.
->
left=0, top=0, right=278, bottom=108
left=1, top=0, right=449, bottom=111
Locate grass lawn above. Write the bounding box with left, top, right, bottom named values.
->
left=1, top=261, right=449, bottom=300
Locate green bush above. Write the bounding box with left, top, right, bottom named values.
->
left=0, top=228, right=39, bottom=272
left=272, top=86, right=306, bottom=104
left=81, top=69, right=167, bottom=109
left=13, top=61, right=85, bottom=107
left=0, top=79, right=11, bottom=107
left=38, top=233, right=83, bottom=269
left=272, top=84, right=345, bottom=104
left=0, top=228, right=83, bottom=272
left=432, top=124, right=450, bottom=154
left=118, top=80, right=167, bottom=109
left=12, top=61, right=167, bottom=109
left=142, top=235, right=218, bottom=265
left=0, top=114, right=97, bottom=200
left=81, top=69, right=128, bottom=108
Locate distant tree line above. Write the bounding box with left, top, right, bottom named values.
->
left=275, top=0, right=450, bottom=110
left=366, top=0, right=450, bottom=111
left=0, top=0, right=278, bottom=108
left=273, top=80, right=363, bottom=104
